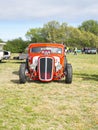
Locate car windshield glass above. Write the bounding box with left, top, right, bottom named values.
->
left=31, top=47, right=62, bottom=54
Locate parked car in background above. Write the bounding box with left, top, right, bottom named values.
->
left=18, top=53, right=28, bottom=60
left=84, top=48, right=97, bottom=54
left=13, top=52, right=28, bottom=60
left=0, top=43, right=6, bottom=62
left=0, top=50, right=4, bottom=62
left=3, top=50, right=11, bottom=59
left=0, top=50, right=11, bottom=62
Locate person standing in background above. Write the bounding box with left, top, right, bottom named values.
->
left=74, top=47, right=77, bottom=55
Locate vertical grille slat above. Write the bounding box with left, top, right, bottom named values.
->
left=47, top=58, right=52, bottom=79
left=39, top=57, right=53, bottom=81
left=40, top=58, right=45, bottom=79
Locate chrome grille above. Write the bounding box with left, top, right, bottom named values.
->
left=39, top=57, right=53, bottom=81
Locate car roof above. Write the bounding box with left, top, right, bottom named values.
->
left=28, top=43, right=64, bottom=48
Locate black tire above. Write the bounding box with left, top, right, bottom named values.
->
left=19, top=63, right=26, bottom=83
left=64, top=56, right=67, bottom=70
left=65, top=63, right=72, bottom=84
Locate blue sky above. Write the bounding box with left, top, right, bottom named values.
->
left=0, top=0, right=98, bottom=41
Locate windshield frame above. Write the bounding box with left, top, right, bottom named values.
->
left=30, top=46, right=62, bottom=54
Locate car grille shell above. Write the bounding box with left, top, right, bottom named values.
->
left=38, top=57, right=54, bottom=81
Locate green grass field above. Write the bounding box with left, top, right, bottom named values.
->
left=0, top=54, right=98, bottom=130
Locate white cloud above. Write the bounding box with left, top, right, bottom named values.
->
left=0, top=0, right=98, bottom=22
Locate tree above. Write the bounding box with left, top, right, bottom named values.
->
left=0, top=39, right=3, bottom=42
left=4, top=38, right=28, bottom=53
left=42, top=21, right=60, bottom=42
left=57, top=22, right=68, bottom=43
left=26, top=28, right=46, bottom=43
left=25, top=20, right=98, bottom=48
left=78, top=20, right=98, bottom=36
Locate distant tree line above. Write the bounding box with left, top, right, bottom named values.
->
left=3, top=20, right=98, bottom=53
left=4, top=38, right=29, bottom=53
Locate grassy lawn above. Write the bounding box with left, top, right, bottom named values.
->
left=0, top=54, right=98, bottom=130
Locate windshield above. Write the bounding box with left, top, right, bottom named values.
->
left=30, top=47, right=62, bottom=54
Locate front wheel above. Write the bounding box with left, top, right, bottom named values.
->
left=65, top=63, right=72, bottom=84
left=19, top=63, right=27, bottom=83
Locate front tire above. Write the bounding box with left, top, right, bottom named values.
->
left=65, top=63, right=72, bottom=84
left=19, top=63, right=27, bottom=83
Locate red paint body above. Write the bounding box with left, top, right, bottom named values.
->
left=26, top=43, right=65, bottom=82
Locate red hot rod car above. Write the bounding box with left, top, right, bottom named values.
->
left=19, top=43, right=72, bottom=83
